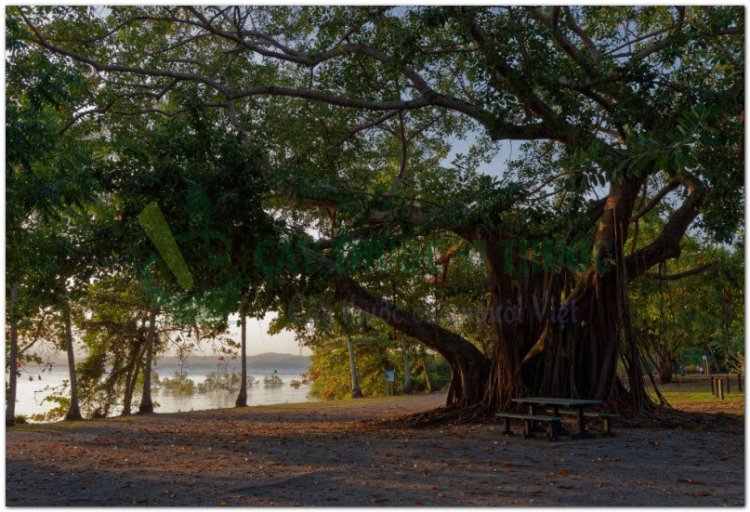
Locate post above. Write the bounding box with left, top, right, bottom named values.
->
left=738, top=373, right=743, bottom=393
left=718, top=378, right=724, bottom=400
left=385, top=368, right=395, bottom=395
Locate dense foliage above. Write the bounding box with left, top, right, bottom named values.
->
left=6, top=6, right=744, bottom=423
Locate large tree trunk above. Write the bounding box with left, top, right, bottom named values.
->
left=235, top=315, right=248, bottom=407
left=346, top=334, right=363, bottom=398
left=138, top=309, right=157, bottom=414
left=63, top=300, right=83, bottom=421
left=335, top=275, right=490, bottom=407
left=6, top=283, right=19, bottom=427
left=479, top=178, right=652, bottom=411
left=335, top=174, right=701, bottom=414
left=400, top=338, right=412, bottom=394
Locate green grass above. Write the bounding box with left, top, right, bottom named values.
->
left=647, top=379, right=744, bottom=409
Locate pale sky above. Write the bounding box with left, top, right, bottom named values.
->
left=217, top=313, right=310, bottom=357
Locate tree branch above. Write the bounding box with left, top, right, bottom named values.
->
left=625, top=173, right=705, bottom=281
left=645, top=262, right=714, bottom=281
left=334, top=274, right=487, bottom=365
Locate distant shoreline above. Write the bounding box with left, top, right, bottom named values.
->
left=156, top=352, right=311, bottom=368
left=25, top=351, right=311, bottom=369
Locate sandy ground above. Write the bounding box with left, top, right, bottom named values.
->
left=5, top=393, right=744, bottom=506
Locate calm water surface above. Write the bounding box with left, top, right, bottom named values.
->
left=14, top=361, right=315, bottom=420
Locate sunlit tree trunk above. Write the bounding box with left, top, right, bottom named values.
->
left=138, top=308, right=157, bottom=414
left=346, top=334, right=363, bottom=398
left=420, top=348, right=435, bottom=393
left=6, top=283, right=19, bottom=427
left=235, top=315, right=248, bottom=407
left=63, top=300, right=83, bottom=421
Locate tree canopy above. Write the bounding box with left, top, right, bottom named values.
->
left=7, top=6, right=744, bottom=419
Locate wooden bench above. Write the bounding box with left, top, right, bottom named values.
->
left=496, top=413, right=563, bottom=441
left=558, top=410, right=619, bottom=436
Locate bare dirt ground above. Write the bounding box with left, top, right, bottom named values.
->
left=6, top=393, right=744, bottom=506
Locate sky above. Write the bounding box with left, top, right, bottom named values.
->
left=221, top=313, right=310, bottom=357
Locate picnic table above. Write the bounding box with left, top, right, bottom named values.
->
left=512, top=397, right=603, bottom=438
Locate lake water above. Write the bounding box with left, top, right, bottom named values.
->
left=13, top=361, right=315, bottom=421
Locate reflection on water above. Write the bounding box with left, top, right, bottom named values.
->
left=13, top=363, right=315, bottom=420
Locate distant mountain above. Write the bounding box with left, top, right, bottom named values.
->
left=156, top=352, right=310, bottom=369
left=245, top=352, right=311, bottom=368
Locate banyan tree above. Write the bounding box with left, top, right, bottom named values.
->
left=12, top=6, right=743, bottom=415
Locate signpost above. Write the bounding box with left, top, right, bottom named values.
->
left=385, top=369, right=395, bottom=396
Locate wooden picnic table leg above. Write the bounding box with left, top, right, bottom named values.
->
left=552, top=406, right=570, bottom=436
left=546, top=406, right=562, bottom=441
left=527, top=404, right=546, bottom=433
left=503, top=417, right=513, bottom=435
left=573, top=407, right=592, bottom=438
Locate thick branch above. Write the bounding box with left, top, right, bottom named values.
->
left=625, top=174, right=705, bottom=281
left=645, top=262, right=714, bottom=281
left=631, top=178, right=681, bottom=221
left=334, top=275, right=488, bottom=367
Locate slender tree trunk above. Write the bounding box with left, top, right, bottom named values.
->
left=420, top=348, right=435, bottom=393
left=6, top=283, right=19, bottom=427
left=400, top=338, right=412, bottom=394
left=235, top=315, right=248, bottom=407
left=122, top=365, right=135, bottom=416
left=138, top=309, right=157, bottom=414
left=63, top=300, right=83, bottom=421
left=658, top=359, right=674, bottom=384
left=122, top=341, right=147, bottom=416
left=346, top=334, right=363, bottom=398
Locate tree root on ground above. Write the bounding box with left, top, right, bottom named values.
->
left=377, top=402, right=743, bottom=434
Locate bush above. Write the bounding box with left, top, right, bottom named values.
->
left=159, top=372, right=197, bottom=394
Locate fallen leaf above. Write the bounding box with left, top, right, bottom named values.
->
left=678, top=478, right=707, bottom=486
